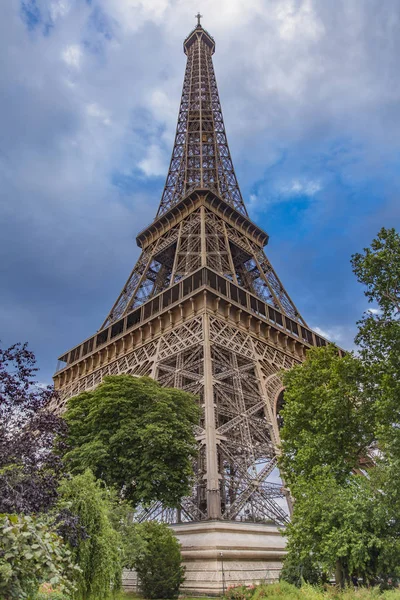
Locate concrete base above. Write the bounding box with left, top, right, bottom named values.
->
left=123, top=520, right=286, bottom=595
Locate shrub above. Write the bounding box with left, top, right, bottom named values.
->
left=57, top=470, right=122, bottom=600
left=280, top=553, right=324, bottom=587
left=133, top=522, right=185, bottom=599
left=0, top=513, right=78, bottom=600
left=224, top=584, right=256, bottom=600
left=223, top=582, right=400, bottom=600
left=107, top=499, right=146, bottom=571
left=36, top=582, right=70, bottom=599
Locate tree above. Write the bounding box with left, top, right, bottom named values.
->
left=279, top=346, right=380, bottom=585
left=279, top=345, right=374, bottom=489
left=279, top=227, right=400, bottom=586
left=0, top=342, right=66, bottom=513
left=56, top=470, right=121, bottom=600
left=351, top=227, right=400, bottom=582
left=107, top=498, right=146, bottom=571
left=280, top=546, right=323, bottom=587
left=351, top=227, right=400, bottom=456
left=0, top=513, right=78, bottom=600
left=132, top=522, right=185, bottom=599
left=63, top=375, right=200, bottom=508
left=282, top=471, right=392, bottom=587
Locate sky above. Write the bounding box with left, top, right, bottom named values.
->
left=1, top=0, right=400, bottom=384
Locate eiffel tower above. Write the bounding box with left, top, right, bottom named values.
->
left=54, top=17, right=337, bottom=591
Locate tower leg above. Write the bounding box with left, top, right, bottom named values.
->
left=203, top=312, right=221, bottom=519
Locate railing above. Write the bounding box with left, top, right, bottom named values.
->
left=56, top=267, right=331, bottom=373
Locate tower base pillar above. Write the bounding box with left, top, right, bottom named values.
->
left=123, top=521, right=287, bottom=596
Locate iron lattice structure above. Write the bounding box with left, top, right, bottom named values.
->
left=54, top=23, right=339, bottom=526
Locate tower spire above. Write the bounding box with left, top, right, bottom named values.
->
left=156, top=22, right=248, bottom=217
left=195, top=12, right=203, bottom=26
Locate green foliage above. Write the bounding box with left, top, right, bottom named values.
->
left=352, top=228, right=400, bottom=471
left=0, top=513, right=78, bottom=600
left=350, top=227, right=400, bottom=587
left=284, top=473, right=393, bottom=585
left=57, top=470, right=121, bottom=600
left=35, top=594, right=69, bottom=600
left=36, top=582, right=70, bottom=599
left=224, top=584, right=258, bottom=600
left=132, top=521, right=185, bottom=599
left=279, top=228, right=400, bottom=586
left=351, top=227, right=400, bottom=318
left=279, top=345, right=397, bottom=584
left=280, top=345, right=373, bottom=489
left=223, top=582, right=400, bottom=600
left=107, top=498, right=146, bottom=570
left=280, top=552, right=324, bottom=587
left=64, top=375, right=200, bottom=508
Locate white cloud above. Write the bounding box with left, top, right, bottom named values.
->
left=247, top=193, right=263, bottom=216
left=138, top=144, right=167, bottom=177
left=274, top=0, right=324, bottom=42
left=313, top=325, right=345, bottom=344
left=247, top=178, right=322, bottom=217
left=149, top=89, right=178, bottom=143
left=368, top=308, right=382, bottom=315
left=62, top=44, right=82, bottom=69
left=279, top=178, right=322, bottom=196
left=36, top=381, right=51, bottom=390
left=86, top=103, right=111, bottom=126
left=103, top=0, right=170, bottom=32
left=50, top=0, right=71, bottom=21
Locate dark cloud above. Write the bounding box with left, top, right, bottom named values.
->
left=1, top=0, right=400, bottom=380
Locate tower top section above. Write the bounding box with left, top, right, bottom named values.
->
left=184, top=18, right=215, bottom=55
left=156, top=18, right=246, bottom=218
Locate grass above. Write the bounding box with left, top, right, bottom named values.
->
left=105, top=584, right=400, bottom=600
left=223, top=582, right=400, bottom=600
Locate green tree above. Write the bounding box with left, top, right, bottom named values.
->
left=279, top=347, right=379, bottom=585
left=280, top=549, right=323, bottom=587
left=56, top=470, right=121, bottom=600
left=0, top=513, right=78, bottom=600
left=63, top=375, right=200, bottom=508
left=352, top=227, right=400, bottom=455
left=279, top=227, right=400, bottom=587
left=282, top=472, right=391, bottom=587
left=132, top=522, right=185, bottom=599
left=280, top=345, right=374, bottom=489
left=107, top=498, right=146, bottom=570
left=351, top=227, right=400, bottom=583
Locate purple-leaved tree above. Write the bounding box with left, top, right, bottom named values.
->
left=0, top=342, right=66, bottom=513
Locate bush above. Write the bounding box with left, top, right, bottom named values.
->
left=224, top=584, right=258, bottom=600
left=107, top=499, right=146, bottom=571
left=35, top=594, right=69, bottom=600
left=0, top=514, right=78, bottom=600
left=222, top=582, right=400, bottom=600
left=57, top=470, right=122, bottom=600
left=280, top=553, right=324, bottom=587
left=36, top=582, right=70, bottom=599
left=132, top=522, right=185, bottom=599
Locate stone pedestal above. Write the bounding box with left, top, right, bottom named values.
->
left=123, top=521, right=286, bottom=596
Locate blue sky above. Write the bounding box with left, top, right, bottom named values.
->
left=2, top=0, right=400, bottom=384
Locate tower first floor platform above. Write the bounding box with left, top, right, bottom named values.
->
left=123, top=520, right=286, bottom=595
